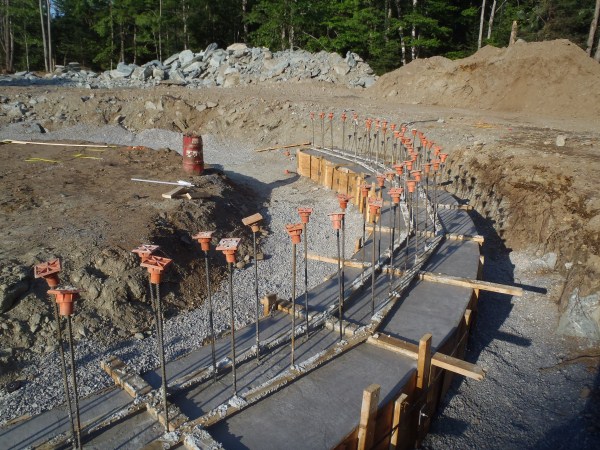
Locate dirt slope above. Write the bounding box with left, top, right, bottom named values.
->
left=372, top=39, right=600, bottom=119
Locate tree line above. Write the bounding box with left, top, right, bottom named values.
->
left=1, top=0, right=600, bottom=75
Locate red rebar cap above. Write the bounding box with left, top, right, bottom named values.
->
left=319, top=112, right=325, bottom=120
left=390, top=123, right=397, bottom=131
left=337, top=194, right=352, bottom=211
left=368, top=197, right=383, bottom=212
left=361, top=184, right=371, bottom=198
left=341, top=112, right=347, bottom=122
left=193, top=231, right=216, bottom=252
left=242, top=212, right=263, bottom=233
left=434, top=146, right=442, bottom=156
left=411, top=128, right=417, bottom=136
left=216, top=238, right=241, bottom=264
left=297, top=207, right=314, bottom=224
left=389, top=187, right=403, bottom=204
left=432, top=159, right=441, bottom=171
left=411, top=170, right=422, bottom=182
left=328, top=213, right=346, bottom=230
left=131, top=244, right=160, bottom=261
left=440, top=153, right=449, bottom=163
left=34, top=258, right=62, bottom=288
left=48, top=287, right=82, bottom=316
left=407, top=180, right=417, bottom=193
left=424, top=163, right=432, bottom=174
left=365, top=119, right=372, bottom=130
left=285, top=223, right=304, bottom=244
left=405, top=160, right=413, bottom=171
left=328, top=112, right=334, bottom=121
left=376, top=174, right=386, bottom=188
left=393, top=164, right=404, bottom=176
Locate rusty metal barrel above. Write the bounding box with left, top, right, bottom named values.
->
left=182, top=134, right=204, bottom=175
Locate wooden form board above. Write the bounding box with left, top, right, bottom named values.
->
left=367, top=334, right=485, bottom=381
left=357, top=384, right=380, bottom=450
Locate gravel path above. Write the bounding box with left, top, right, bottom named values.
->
left=0, top=127, right=363, bottom=424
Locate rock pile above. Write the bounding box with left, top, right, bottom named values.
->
left=0, top=43, right=377, bottom=89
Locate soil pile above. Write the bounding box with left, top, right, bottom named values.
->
left=373, top=39, right=600, bottom=119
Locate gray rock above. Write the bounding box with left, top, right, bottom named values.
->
left=334, top=64, right=350, bottom=76
left=557, top=289, right=600, bottom=340
left=227, top=43, right=248, bottom=53
left=362, top=76, right=376, bottom=88
left=224, top=66, right=238, bottom=76
left=163, top=52, right=180, bottom=66
left=178, top=49, right=194, bottom=65
left=223, top=74, right=240, bottom=88
left=206, top=101, right=218, bottom=108
left=152, top=68, right=165, bottom=80
left=345, top=51, right=357, bottom=68
left=556, top=135, right=566, bottom=147
left=116, top=62, right=135, bottom=76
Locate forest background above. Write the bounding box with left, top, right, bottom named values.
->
left=2, top=0, right=600, bottom=75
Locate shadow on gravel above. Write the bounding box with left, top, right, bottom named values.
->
left=0, top=77, right=75, bottom=87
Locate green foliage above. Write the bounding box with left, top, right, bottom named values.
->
left=2, top=0, right=598, bottom=74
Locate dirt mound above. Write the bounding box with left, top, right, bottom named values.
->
left=372, top=39, right=600, bottom=119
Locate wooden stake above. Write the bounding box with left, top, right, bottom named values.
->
left=306, top=252, right=368, bottom=269
left=417, top=334, right=432, bottom=390
left=390, top=393, right=408, bottom=449
left=357, top=384, right=380, bottom=450
left=162, top=186, right=188, bottom=199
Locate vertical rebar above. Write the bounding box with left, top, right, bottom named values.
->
left=253, top=231, right=260, bottom=363
left=155, top=282, right=169, bottom=432
left=371, top=213, right=377, bottom=316
left=291, top=243, right=297, bottom=367
left=341, top=216, right=345, bottom=309
left=53, top=303, right=76, bottom=449
left=414, top=188, right=419, bottom=261
left=330, top=119, right=334, bottom=149
left=228, top=262, right=237, bottom=395
left=361, top=195, right=367, bottom=284
left=303, top=222, right=309, bottom=341
left=204, top=251, right=217, bottom=382
left=336, top=229, right=343, bottom=341
left=378, top=190, right=384, bottom=260
left=320, top=116, right=325, bottom=149
left=389, top=203, right=397, bottom=293
left=65, top=316, right=82, bottom=450
left=342, top=120, right=346, bottom=151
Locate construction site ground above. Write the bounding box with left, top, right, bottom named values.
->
left=1, top=39, right=599, bottom=448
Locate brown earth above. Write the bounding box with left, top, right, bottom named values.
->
left=1, top=38, right=599, bottom=385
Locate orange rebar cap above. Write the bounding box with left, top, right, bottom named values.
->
left=389, top=187, right=403, bottom=204
left=285, top=223, right=304, bottom=244
left=376, top=174, right=386, bottom=188
left=131, top=244, right=160, bottom=262
left=411, top=170, right=422, bottom=182
left=141, top=255, right=173, bottom=284
left=48, top=287, right=82, bottom=316
left=368, top=198, right=383, bottom=223
left=407, top=180, right=417, bottom=193
left=440, top=153, right=448, bottom=163
left=216, top=238, right=241, bottom=264
left=34, top=258, right=61, bottom=288
left=393, top=163, right=404, bottom=176
left=337, top=194, right=352, bottom=211
left=193, top=231, right=216, bottom=252
left=242, top=212, right=263, bottom=233
left=328, top=213, right=346, bottom=231
left=298, top=207, right=314, bottom=224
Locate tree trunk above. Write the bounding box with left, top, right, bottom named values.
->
left=158, top=0, right=162, bottom=61
left=394, top=0, right=406, bottom=65
left=242, top=0, right=248, bottom=41
left=182, top=0, right=188, bottom=50
left=133, top=24, right=137, bottom=64
left=411, top=0, right=417, bottom=60
left=119, top=20, right=125, bottom=62
left=110, top=1, right=114, bottom=69
left=586, top=0, right=600, bottom=56
left=478, top=0, right=487, bottom=49
left=0, top=0, right=14, bottom=72
left=39, top=0, right=48, bottom=72
left=24, top=27, right=29, bottom=71
left=487, top=0, right=497, bottom=40
left=509, top=20, right=517, bottom=45
left=595, top=32, right=600, bottom=61
left=46, top=0, right=52, bottom=71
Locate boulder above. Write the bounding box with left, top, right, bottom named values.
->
left=178, top=49, right=195, bottom=65
left=163, top=52, right=180, bottom=66
left=227, top=43, right=248, bottom=53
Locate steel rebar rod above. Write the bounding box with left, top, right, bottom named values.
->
left=389, top=203, right=397, bottom=293
left=303, top=223, right=309, bottom=341
left=291, top=243, right=297, bottom=367
left=336, top=229, right=343, bottom=341
left=228, top=262, right=237, bottom=395
left=204, top=251, right=217, bottom=382
left=155, top=283, right=169, bottom=432
left=65, top=316, right=82, bottom=450
left=341, top=216, right=345, bottom=309
left=253, top=231, right=260, bottom=363
left=361, top=196, right=367, bottom=284
left=371, top=215, right=377, bottom=315
left=53, top=303, right=76, bottom=449
left=414, top=188, right=419, bottom=261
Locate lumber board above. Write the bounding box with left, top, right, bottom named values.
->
left=382, top=268, right=523, bottom=297
left=390, top=393, right=408, bottom=449
left=306, top=252, right=369, bottom=269
left=366, top=335, right=485, bottom=381
left=417, top=230, right=484, bottom=243
left=162, top=186, right=188, bottom=199
left=417, top=334, right=432, bottom=389
left=255, top=141, right=311, bottom=152
left=357, top=384, right=380, bottom=450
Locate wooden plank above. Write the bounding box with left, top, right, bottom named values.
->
left=367, top=335, right=485, bottom=381
left=357, top=384, right=380, bottom=450
left=417, top=334, right=432, bottom=389
left=255, top=141, right=311, bottom=152
left=242, top=212, right=263, bottom=226
left=382, top=268, right=523, bottom=297
left=306, top=252, right=368, bottom=269
left=464, top=309, right=472, bottom=326
left=390, top=393, right=408, bottom=449
left=417, top=230, right=484, bottom=243
left=162, top=186, right=188, bottom=199
left=419, top=271, right=523, bottom=296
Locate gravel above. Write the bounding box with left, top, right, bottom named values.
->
left=0, top=127, right=364, bottom=425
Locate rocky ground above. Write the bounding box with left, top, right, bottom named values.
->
left=0, top=39, right=599, bottom=448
